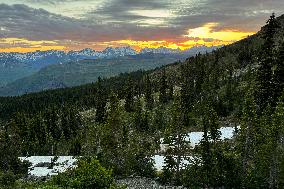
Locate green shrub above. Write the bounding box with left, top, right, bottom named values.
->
left=49, top=157, right=122, bottom=189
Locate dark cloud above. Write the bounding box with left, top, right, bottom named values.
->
left=170, top=0, right=284, bottom=31
left=1, top=0, right=284, bottom=48
left=0, top=3, right=181, bottom=43
left=86, top=0, right=172, bottom=25
left=84, top=0, right=284, bottom=38
left=86, top=0, right=283, bottom=32
left=0, top=4, right=87, bottom=40
left=98, top=0, right=171, bottom=11
left=25, top=0, right=88, bottom=5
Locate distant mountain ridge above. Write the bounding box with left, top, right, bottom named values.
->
left=0, top=45, right=221, bottom=95
left=0, top=45, right=221, bottom=67
left=0, top=45, right=220, bottom=87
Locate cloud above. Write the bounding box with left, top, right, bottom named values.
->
left=85, top=0, right=173, bottom=27
left=0, top=3, right=183, bottom=43
left=0, top=37, right=65, bottom=52
left=0, top=4, right=85, bottom=40
left=0, top=0, right=284, bottom=52
left=25, top=0, right=63, bottom=5
left=170, top=0, right=284, bottom=32
left=24, top=0, right=92, bottom=5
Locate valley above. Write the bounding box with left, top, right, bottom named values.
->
left=0, top=46, right=219, bottom=96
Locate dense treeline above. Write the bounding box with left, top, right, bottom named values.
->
left=0, top=14, right=284, bottom=188
left=0, top=70, right=146, bottom=120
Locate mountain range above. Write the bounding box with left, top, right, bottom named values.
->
left=0, top=45, right=220, bottom=96
left=0, top=46, right=219, bottom=67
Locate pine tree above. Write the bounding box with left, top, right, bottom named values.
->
left=133, top=99, right=143, bottom=131
left=95, top=77, right=107, bottom=123
left=106, top=92, right=122, bottom=141
left=133, top=99, right=150, bottom=133
left=61, top=108, right=71, bottom=139
left=46, top=107, right=61, bottom=142
left=208, top=105, right=222, bottom=187
left=257, top=13, right=280, bottom=109
left=0, top=124, right=29, bottom=180
left=198, top=102, right=221, bottom=188
left=99, top=92, right=126, bottom=175
left=68, top=107, right=82, bottom=137
left=272, top=42, right=284, bottom=101
left=162, top=93, right=190, bottom=185
left=12, top=113, right=32, bottom=156
left=195, top=56, right=205, bottom=99
left=159, top=68, right=168, bottom=103
left=168, top=84, right=174, bottom=101
left=268, top=93, right=284, bottom=188
left=152, top=104, right=165, bottom=132
left=42, top=108, right=59, bottom=155
left=134, top=80, right=142, bottom=98
left=145, top=75, right=154, bottom=110
left=33, top=114, right=48, bottom=155
left=124, top=78, right=135, bottom=112
left=237, top=90, right=260, bottom=186
left=180, top=63, right=195, bottom=126
left=200, top=118, right=211, bottom=188
left=161, top=132, right=176, bottom=185
left=208, top=105, right=221, bottom=144
left=224, top=66, right=235, bottom=115
left=172, top=95, right=190, bottom=185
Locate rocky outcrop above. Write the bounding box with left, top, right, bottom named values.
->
left=117, top=177, right=186, bottom=189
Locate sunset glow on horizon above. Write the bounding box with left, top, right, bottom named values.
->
left=0, top=23, right=255, bottom=53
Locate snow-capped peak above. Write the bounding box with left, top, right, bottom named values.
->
left=103, top=46, right=137, bottom=57
left=140, top=47, right=181, bottom=54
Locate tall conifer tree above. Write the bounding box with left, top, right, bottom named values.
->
left=95, top=77, right=107, bottom=123
left=257, top=13, right=280, bottom=109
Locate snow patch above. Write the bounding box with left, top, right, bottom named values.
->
left=154, top=126, right=239, bottom=170
left=19, top=156, right=77, bottom=178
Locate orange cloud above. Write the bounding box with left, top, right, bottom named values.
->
left=100, top=23, right=255, bottom=51
left=0, top=46, right=66, bottom=53
left=185, top=23, right=254, bottom=42
left=104, top=39, right=232, bottom=51
left=0, top=38, right=66, bottom=53
left=0, top=23, right=255, bottom=53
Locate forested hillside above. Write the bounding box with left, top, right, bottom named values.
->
left=0, top=14, right=284, bottom=188
left=0, top=53, right=189, bottom=96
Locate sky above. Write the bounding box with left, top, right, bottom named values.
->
left=0, top=0, right=283, bottom=53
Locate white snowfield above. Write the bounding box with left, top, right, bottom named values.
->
left=159, top=126, right=238, bottom=151
left=187, top=126, right=238, bottom=147
left=154, top=126, right=239, bottom=171
left=152, top=155, right=195, bottom=171
left=19, top=127, right=238, bottom=177
left=19, top=156, right=77, bottom=177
